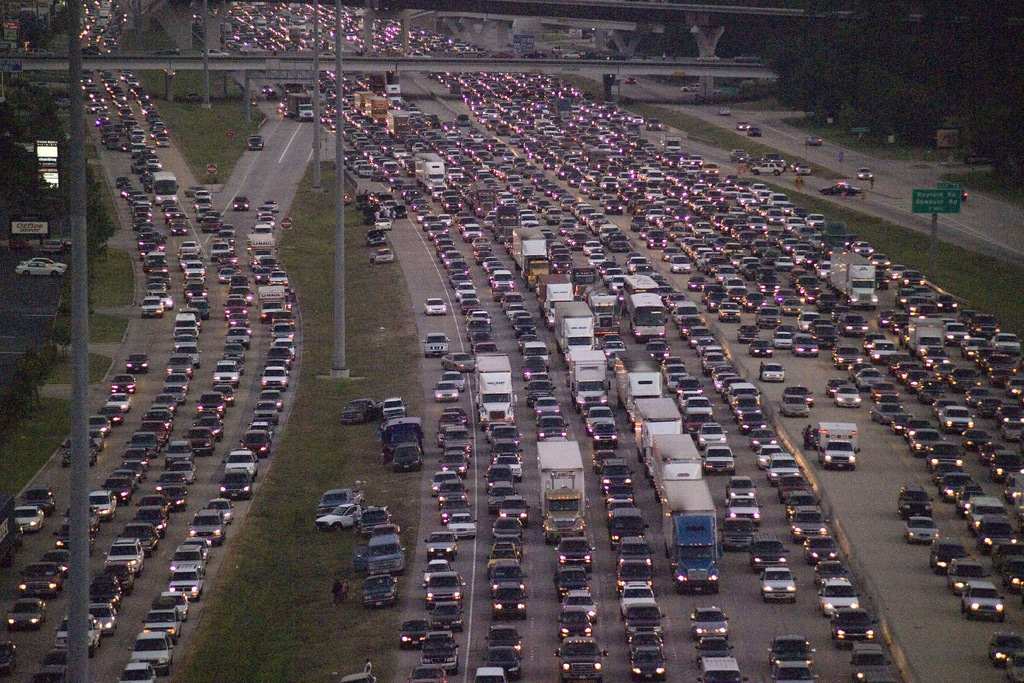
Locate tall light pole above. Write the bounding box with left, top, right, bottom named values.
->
left=312, top=0, right=322, bottom=192
left=66, top=0, right=91, bottom=679
left=332, top=0, right=348, bottom=377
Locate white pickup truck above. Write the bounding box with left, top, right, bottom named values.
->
left=423, top=333, right=450, bottom=358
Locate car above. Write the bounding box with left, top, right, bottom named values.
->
left=340, top=398, right=381, bottom=425
left=370, top=248, right=395, bottom=264
left=441, top=353, right=476, bottom=373
left=7, top=597, right=46, bottom=631
left=232, top=196, right=250, bottom=211
left=316, top=503, right=362, bottom=531
left=433, top=380, right=460, bottom=403
left=904, top=515, right=939, bottom=544
left=690, top=606, right=729, bottom=639
left=820, top=181, right=863, bottom=196
left=15, top=257, right=67, bottom=276
left=446, top=512, right=477, bottom=539
left=989, top=632, right=1024, bottom=667
left=830, top=607, right=876, bottom=648
left=856, top=167, right=874, bottom=181
left=760, top=566, right=797, bottom=603
left=805, top=135, right=823, bottom=146
left=833, top=385, right=862, bottom=408
left=424, top=298, right=448, bottom=315
left=246, top=135, right=264, bottom=151
left=14, top=505, right=45, bottom=533
left=961, top=580, right=1005, bottom=621
left=760, top=362, right=786, bottom=383
left=818, top=578, right=860, bottom=617
left=780, top=395, right=810, bottom=417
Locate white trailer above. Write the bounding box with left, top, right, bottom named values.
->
left=567, top=348, right=608, bottom=412
left=475, top=354, right=514, bottom=429
left=538, top=441, right=586, bottom=544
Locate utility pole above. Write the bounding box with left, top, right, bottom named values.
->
left=332, top=0, right=348, bottom=377
left=312, top=0, right=321, bottom=192
left=66, top=0, right=91, bottom=679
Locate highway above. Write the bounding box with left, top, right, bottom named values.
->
left=372, top=71, right=1019, bottom=682
left=3, top=79, right=316, bottom=679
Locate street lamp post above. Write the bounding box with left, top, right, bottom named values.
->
left=332, top=0, right=348, bottom=377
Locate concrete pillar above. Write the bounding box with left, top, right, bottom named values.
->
left=402, top=9, right=411, bottom=55
left=687, top=13, right=724, bottom=103
left=363, top=4, right=376, bottom=53
left=606, top=29, right=638, bottom=57
left=602, top=73, right=616, bottom=102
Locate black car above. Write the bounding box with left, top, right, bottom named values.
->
left=400, top=619, right=430, bottom=649
left=125, top=353, right=149, bottom=373
left=220, top=471, right=254, bottom=500
left=831, top=608, right=877, bottom=648
left=630, top=645, right=667, bottom=681
left=898, top=484, right=933, bottom=519
left=484, top=644, right=522, bottom=680
left=246, top=135, right=264, bottom=151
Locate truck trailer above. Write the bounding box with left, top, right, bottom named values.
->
left=828, top=252, right=878, bottom=309
left=567, top=348, right=609, bottom=412
left=475, top=354, right=514, bottom=429
left=552, top=301, right=595, bottom=356
left=511, top=227, right=550, bottom=290
left=613, top=352, right=663, bottom=425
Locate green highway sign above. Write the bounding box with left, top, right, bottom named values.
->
left=851, top=126, right=870, bottom=133
left=936, top=181, right=963, bottom=192
left=912, top=188, right=961, bottom=214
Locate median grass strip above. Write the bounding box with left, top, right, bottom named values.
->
left=89, top=313, right=128, bottom=344
left=90, top=248, right=134, bottom=308
left=173, top=166, right=422, bottom=683
left=47, top=353, right=111, bottom=386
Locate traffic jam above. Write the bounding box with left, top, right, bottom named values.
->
left=6, top=62, right=293, bottom=680
left=333, top=67, right=1024, bottom=682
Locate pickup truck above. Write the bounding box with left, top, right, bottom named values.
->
left=423, top=333, right=451, bottom=358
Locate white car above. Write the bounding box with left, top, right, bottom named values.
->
left=433, top=380, right=460, bottom=403
left=759, top=363, right=786, bottom=383
left=120, top=662, right=157, bottom=683
left=140, top=296, right=165, bottom=318
left=669, top=255, right=692, bottom=273
left=13, top=505, right=45, bottom=533
left=446, top=511, right=477, bottom=539
left=424, top=298, right=448, bottom=316
left=818, top=578, right=860, bottom=616
left=697, top=423, right=728, bottom=450
left=856, top=167, right=874, bottom=181
left=168, top=567, right=204, bottom=600
left=223, top=449, right=259, bottom=478
left=760, top=566, right=797, bottom=603
left=212, top=360, right=242, bottom=387
left=16, top=257, right=67, bottom=276
left=260, top=367, right=288, bottom=389
left=440, top=371, right=466, bottom=392
left=904, top=515, right=940, bottom=544
left=205, top=498, right=234, bottom=524
left=563, top=589, right=598, bottom=622
left=106, top=392, right=132, bottom=413
left=725, top=494, right=760, bottom=523
left=422, top=559, right=452, bottom=587
left=833, top=385, right=862, bottom=408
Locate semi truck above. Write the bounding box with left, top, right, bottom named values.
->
left=475, top=354, right=514, bottom=430
left=538, top=441, right=586, bottom=544
left=510, top=227, right=550, bottom=290
left=415, top=153, right=446, bottom=198
left=552, top=301, right=595, bottom=356
left=567, top=348, right=608, bottom=412
left=632, top=397, right=683, bottom=469
left=828, top=252, right=878, bottom=309
left=661, top=479, right=719, bottom=594
left=588, top=291, right=621, bottom=336
left=613, top=352, right=663, bottom=425
left=649, top=433, right=703, bottom=498
left=538, top=275, right=574, bottom=329
left=363, top=96, right=389, bottom=124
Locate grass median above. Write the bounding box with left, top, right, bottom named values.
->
left=173, top=166, right=422, bottom=683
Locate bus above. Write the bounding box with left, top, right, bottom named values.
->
left=626, top=292, right=666, bottom=342
left=623, top=274, right=660, bottom=297
left=152, top=172, right=178, bottom=203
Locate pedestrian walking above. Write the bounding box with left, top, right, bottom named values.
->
left=838, top=151, right=845, bottom=163
left=340, top=580, right=349, bottom=602
left=870, top=176, right=875, bottom=189
left=332, top=578, right=343, bottom=604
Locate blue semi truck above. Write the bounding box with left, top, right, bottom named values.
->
left=661, top=479, right=719, bottom=594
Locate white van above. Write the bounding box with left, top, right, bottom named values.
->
left=473, top=668, right=508, bottom=683
left=698, top=656, right=743, bottom=683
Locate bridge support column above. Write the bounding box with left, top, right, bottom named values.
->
left=687, top=12, right=723, bottom=102
left=605, top=29, right=638, bottom=58
left=402, top=10, right=411, bottom=55
left=164, top=70, right=174, bottom=101
left=243, top=71, right=251, bottom=124
left=602, top=73, right=616, bottom=102
left=363, top=3, right=376, bottom=52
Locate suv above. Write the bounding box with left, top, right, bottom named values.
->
left=749, top=534, right=788, bottom=569
left=960, top=580, right=1005, bottom=621
left=849, top=642, right=897, bottom=682
left=556, top=636, right=606, bottom=682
